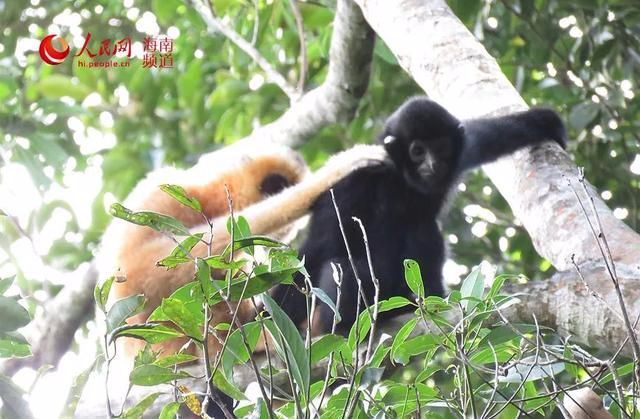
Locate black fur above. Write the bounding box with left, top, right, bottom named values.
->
left=275, top=97, right=566, bottom=333
left=261, top=173, right=292, bottom=196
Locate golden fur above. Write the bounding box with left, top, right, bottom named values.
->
left=99, top=143, right=387, bottom=355
left=99, top=142, right=307, bottom=355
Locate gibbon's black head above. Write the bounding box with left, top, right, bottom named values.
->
left=378, top=97, right=465, bottom=193
left=260, top=173, right=292, bottom=196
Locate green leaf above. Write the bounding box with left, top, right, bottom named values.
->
left=152, top=0, right=182, bottom=24
left=269, top=247, right=304, bottom=273
left=206, top=270, right=296, bottom=304
left=227, top=215, right=254, bottom=254
left=368, top=340, right=391, bottom=368
left=160, top=298, right=204, bottom=341
left=148, top=282, right=203, bottom=323
left=460, top=268, right=484, bottom=312
left=374, top=39, right=398, bottom=65
left=134, top=345, right=158, bottom=367
left=223, top=235, right=287, bottom=258
left=59, top=357, right=98, bottom=419
left=563, top=345, right=579, bottom=379
left=469, top=344, right=517, bottom=364
left=35, top=74, right=90, bottom=100
left=159, top=401, right=181, bottom=419
left=0, top=276, right=15, bottom=295
left=379, top=296, right=414, bottom=312
left=0, top=332, right=31, bottom=358
left=212, top=369, right=247, bottom=401
left=393, top=335, right=440, bottom=365
left=195, top=258, right=216, bottom=304
left=310, top=287, right=340, bottom=323
left=94, top=277, right=115, bottom=312
left=348, top=308, right=372, bottom=350
left=310, top=334, right=346, bottom=364
left=599, top=362, right=634, bottom=385
left=382, top=383, right=437, bottom=414
left=391, top=317, right=418, bottom=364
left=157, top=234, right=204, bottom=268
left=221, top=322, right=262, bottom=377
left=403, top=259, right=424, bottom=299
left=155, top=353, right=199, bottom=368
left=227, top=215, right=252, bottom=238
left=159, top=184, right=202, bottom=212
left=569, top=102, right=600, bottom=132
left=109, top=203, right=190, bottom=236
left=324, top=386, right=350, bottom=414
left=129, top=365, right=190, bottom=386
left=262, top=294, right=309, bottom=402
left=121, top=392, right=161, bottom=418
left=486, top=275, right=507, bottom=301
left=110, top=323, right=184, bottom=344
left=106, top=295, right=145, bottom=333
left=0, top=296, right=30, bottom=333
left=414, top=363, right=441, bottom=383
left=203, top=255, right=246, bottom=271
left=178, top=60, right=203, bottom=107
left=477, top=324, right=539, bottom=348
left=348, top=297, right=414, bottom=351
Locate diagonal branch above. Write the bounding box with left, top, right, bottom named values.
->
left=352, top=0, right=639, bottom=271
left=205, top=0, right=375, bottom=149
left=192, top=0, right=299, bottom=101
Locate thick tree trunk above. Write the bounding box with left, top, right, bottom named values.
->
left=354, top=0, right=640, bottom=354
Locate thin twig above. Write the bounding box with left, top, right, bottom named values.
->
left=318, top=262, right=343, bottom=410
left=288, top=0, right=307, bottom=93
left=569, top=170, right=640, bottom=382
left=328, top=189, right=366, bottom=418
left=250, top=296, right=275, bottom=411
left=569, top=254, right=623, bottom=322
left=192, top=0, right=299, bottom=101
left=352, top=217, right=380, bottom=364
left=328, top=189, right=371, bottom=313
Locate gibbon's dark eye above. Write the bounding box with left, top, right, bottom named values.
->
left=408, top=141, right=427, bottom=162
left=260, top=173, right=291, bottom=196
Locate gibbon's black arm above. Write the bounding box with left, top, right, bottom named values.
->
left=457, top=108, right=567, bottom=171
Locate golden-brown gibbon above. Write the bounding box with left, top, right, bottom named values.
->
left=99, top=141, right=386, bottom=356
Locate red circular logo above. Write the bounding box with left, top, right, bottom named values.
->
left=39, top=34, right=70, bottom=65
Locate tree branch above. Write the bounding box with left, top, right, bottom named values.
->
left=231, top=0, right=375, bottom=148
left=352, top=0, right=640, bottom=270
left=0, top=262, right=98, bottom=376
left=192, top=0, right=299, bottom=101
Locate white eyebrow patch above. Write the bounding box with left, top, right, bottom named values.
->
left=383, top=135, right=396, bottom=145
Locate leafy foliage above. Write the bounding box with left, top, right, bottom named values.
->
left=0, top=0, right=638, bottom=417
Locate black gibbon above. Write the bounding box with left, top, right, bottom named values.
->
left=273, top=96, right=567, bottom=334
left=99, top=142, right=308, bottom=356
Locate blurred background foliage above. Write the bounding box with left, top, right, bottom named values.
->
left=0, top=0, right=638, bottom=306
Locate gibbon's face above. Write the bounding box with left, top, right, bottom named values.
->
left=379, top=97, right=464, bottom=193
